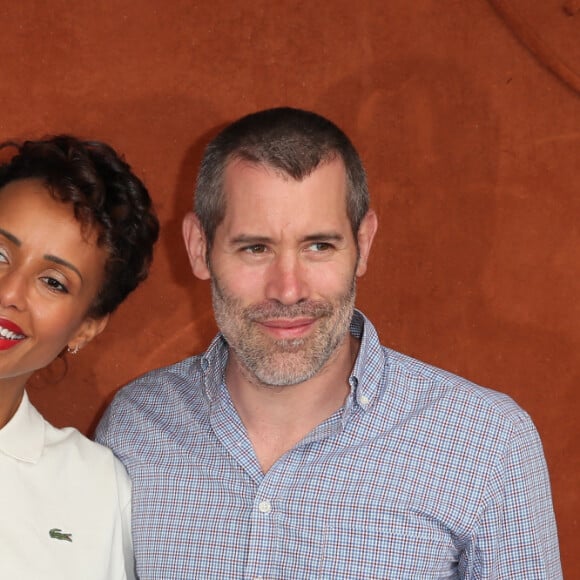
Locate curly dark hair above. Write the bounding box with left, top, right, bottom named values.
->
left=0, top=135, right=159, bottom=318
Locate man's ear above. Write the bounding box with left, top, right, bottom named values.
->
left=355, top=209, right=378, bottom=277
left=67, top=314, right=110, bottom=353
left=182, top=212, right=211, bottom=280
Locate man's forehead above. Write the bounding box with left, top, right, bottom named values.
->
left=224, top=157, right=279, bottom=181
left=217, top=158, right=351, bottom=238
left=221, top=159, right=349, bottom=217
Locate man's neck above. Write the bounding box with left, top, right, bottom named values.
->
left=225, top=334, right=360, bottom=473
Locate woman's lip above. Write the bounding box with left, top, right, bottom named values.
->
left=0, top=320, right=26, bottom=351
left=0, top=339, right=22, bottom=351
left=0, top=318, right=25, bottom=336
left=0, top=317, right=27, bottom=351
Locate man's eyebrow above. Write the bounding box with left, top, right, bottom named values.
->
left=0, top=227, right=20, bottom=246
left=229, top=235, right=273, bottom=245
left=229, top=233, right=345, bottom=245
left=302, top=233, right=345, bottom=243
left=43, top=254, right=83, bottom=281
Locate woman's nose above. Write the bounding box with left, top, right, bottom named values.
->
left=0, top=269, right=27, bottom=311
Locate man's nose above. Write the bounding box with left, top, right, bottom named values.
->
left=264, top=253, right=309, bottom=305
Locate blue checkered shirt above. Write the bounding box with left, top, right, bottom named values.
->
left=96, top=310, right=561, bottom=579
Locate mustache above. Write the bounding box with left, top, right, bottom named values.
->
left=245, top=301, right=333, bottom=322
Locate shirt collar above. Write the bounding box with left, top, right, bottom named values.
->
left=200, top=309, right=387, bottom=413
left=0, top=391, right=45, bottom=463
left=200, top=333, right=230, bottom=403
left=348, top=309, right=387, bottom=412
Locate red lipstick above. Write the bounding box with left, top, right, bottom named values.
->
left=0, top=318, right=26, bottom=350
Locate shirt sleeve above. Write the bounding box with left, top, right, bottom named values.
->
left=95, top=401, right=116, bottom=448
left=460, top=412, right=562, bottom=578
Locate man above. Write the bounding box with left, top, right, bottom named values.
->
left=97, top=107, right=562, bottom=578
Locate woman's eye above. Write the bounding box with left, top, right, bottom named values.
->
left=0, top=249, right=8, bottom=263
left=41, top=277, right=69, bottom=294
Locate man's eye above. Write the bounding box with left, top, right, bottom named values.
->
left=243, top=245, right=268, bottom=254
left=309, top=242, right=333, bottom=252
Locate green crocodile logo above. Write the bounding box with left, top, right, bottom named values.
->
left=49, top=528, right=73, bottom=542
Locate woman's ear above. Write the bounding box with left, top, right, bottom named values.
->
left=67, top=314, right=110, bottom=353
left=183, top=212, right=211, bottom=280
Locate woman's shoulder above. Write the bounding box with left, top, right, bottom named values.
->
left=38, top=411, right=130, bottom=494
left=46, top=419, right=125, bottom=467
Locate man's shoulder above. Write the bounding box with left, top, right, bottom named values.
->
left=382, top=347, right=532, bottom=432
left=122, top=353, right=206, bottom=397
left=97, top=354, right=207, bottom=431
left=115, top=333, right=228, bottom=406
left=355, top=311, right=530, bottom=432
left=95, top=355, right=210, bottom=446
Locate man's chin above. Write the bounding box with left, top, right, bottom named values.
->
left=243, top=353, right=321, bottom=388
left=253, top=370, right=318, bottom=389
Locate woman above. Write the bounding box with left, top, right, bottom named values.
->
left=0, top=135, right=159, bottom=579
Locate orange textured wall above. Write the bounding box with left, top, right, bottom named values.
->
left=2, top=1, right=578, bottom=576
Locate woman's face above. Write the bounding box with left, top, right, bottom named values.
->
left=0, top=178, right=109, bottom=390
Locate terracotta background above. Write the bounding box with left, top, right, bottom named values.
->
left=2, top=0, right=578, bottom=576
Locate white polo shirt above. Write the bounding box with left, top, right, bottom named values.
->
left=0, top=391, right=135, bottom=580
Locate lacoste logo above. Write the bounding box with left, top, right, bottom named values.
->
left=49, top=528, right=73, bottom=542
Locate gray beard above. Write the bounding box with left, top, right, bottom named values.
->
left=211, top=277, right=357, bottom=388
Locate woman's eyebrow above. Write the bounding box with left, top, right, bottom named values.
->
left=43, top=254, right=83, bottom=281
left=0, top=227, right=20, bottom=245
left=0, top=227, right=83, bottom=281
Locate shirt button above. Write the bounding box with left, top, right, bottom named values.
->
left=258, top=500, right=271, bottom=513
left=360, top=395, right=370, bottom=406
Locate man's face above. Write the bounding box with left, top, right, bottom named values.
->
left=187, top=157, right=375, bottom=387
